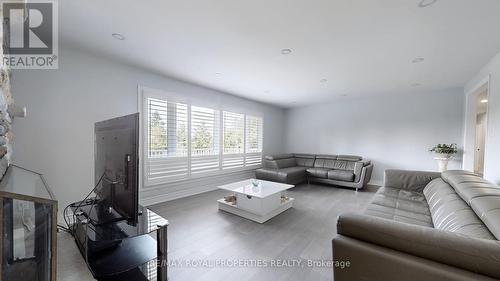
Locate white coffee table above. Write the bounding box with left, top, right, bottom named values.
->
left=217, top=179, right=295, bottom=223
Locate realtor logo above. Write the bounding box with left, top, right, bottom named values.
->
left=2, top=1, right=58, bottom=69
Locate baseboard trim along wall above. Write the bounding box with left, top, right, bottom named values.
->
left=140, top=169, right=383, bottom=206
left=140, top=169, right=256, bottom=206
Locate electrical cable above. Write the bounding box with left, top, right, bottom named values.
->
left=63, top=172, right=105, bottom=235
left=57, top=224, right=71, bottom=234
left=72, top=172, right=105, bottom=214
left=57, top=223, right=70, bottom=230
left=62, top=204, right=72, bottom=231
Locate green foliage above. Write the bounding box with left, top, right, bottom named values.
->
left=192, top=121, right=213, bottom=150
left=224, top=129, right=243, bottom=153
left=176, top=121, right=188, bottom=152
left=247, top=122, right=258, bottom=151
left=430, top=143, right=458, bottom=154
left=149, top=111, right=167, bottom=151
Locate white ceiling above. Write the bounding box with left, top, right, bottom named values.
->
left=59, top=0, right=500, bottom=108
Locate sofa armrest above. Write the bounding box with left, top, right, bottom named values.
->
left=336, top=213, right=500, bottom=279
left=332, top=236, right=496, bottom=281
left=263, top=159, right=279, bottom=169
left=354, top=160, right=373, bottom=187
left=384, top=169, right=440, bottom=192
left=256, top=168, right=280, bottom=181
left=353, top=160, right=372, bottom=182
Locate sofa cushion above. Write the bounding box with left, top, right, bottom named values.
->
left=364, top=187, right=433, bottom=227
left=316, top=154, right=337, bottom=159
left=278, top=166, right=307, bottom=182
left=274, top=158, right=297, bottom=169
left=296, top=158, right=315, bottom=167
left=294, top=154, right=315, bottom=167
left=314, top=157, right=356, bottom=171
left=442, top=170, right=500, bottom=240
left=470, top=197, right=500, bottom=240
left=328, top=170, right=354, bottom=182
left=294, top=153, right=315, bottom=159
left=314, top=159, right=351, bottom=170
left=263, top=158, right=297, bottom=169
left=306, top=167, right=329, bottom=178
left=384, top=169, right=441, bottom=193
left=440, top=170, right=480, bottom=183
left=337, top=155, right=362, bottom=161
left=255, top=168, right=286, bottom=182
left=255, top=166, right=306, bottom=184
left=264, top=154, right=294, bottom=161
left=424, top=178, right=494, bottom=240
left=314, top=157, right=334, bottom=169
left=332, top=160, right=356, bottom=170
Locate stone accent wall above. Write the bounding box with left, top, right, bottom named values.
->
left=0, top=9, right=26, bottom=179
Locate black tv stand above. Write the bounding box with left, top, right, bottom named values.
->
left=77, top=203, right=125, bottom=225
left=70, top=202, right=168, bottom=281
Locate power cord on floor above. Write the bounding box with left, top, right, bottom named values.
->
left=62, top=172, right=105, bottom=236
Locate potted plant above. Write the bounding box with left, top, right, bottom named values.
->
left=429, top=143, right=458, bottom=171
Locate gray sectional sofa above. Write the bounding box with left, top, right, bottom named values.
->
left=255, top=154, right=373, bottom=191
left=333, top=169, right=500, bottom=281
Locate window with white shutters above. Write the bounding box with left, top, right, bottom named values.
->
left=245, top=115, right=263, bottom=166
left=222, top=111, right=245, bottom=169
left=146, top=98, right=188, bottom=185
left=142, top=88, right=265, bottom=186
left=191, top=106, right=220, bottom=175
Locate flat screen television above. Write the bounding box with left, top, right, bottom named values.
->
left=94, top=113, right=140, bottom=226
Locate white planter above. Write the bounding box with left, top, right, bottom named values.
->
left=433, top=153, right=453, bottom=172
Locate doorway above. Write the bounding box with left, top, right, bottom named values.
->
left=464, top=77, right=490, bottom=176
left=473, top=84, right=488, bottom=176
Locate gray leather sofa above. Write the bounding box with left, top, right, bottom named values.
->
left=332, top=169, right=500, bottom=281
left=255, top=153, right=373, bottom=191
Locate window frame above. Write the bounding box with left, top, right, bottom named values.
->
left=139, top=86, right=264, bottom=188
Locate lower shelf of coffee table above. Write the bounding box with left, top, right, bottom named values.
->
left=217, top=198, right=294, bottom=223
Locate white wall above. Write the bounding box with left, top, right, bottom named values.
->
left=285, top=90, right=464, bottom=184
left=464, top=51, right=500, bottom=184
left=10, top=46, right=286, bottom=212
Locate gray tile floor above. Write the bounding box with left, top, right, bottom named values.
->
left=57, top=183, right=378, bottom=281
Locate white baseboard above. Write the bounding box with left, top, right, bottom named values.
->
left=368, top=179, right=383, bottom=186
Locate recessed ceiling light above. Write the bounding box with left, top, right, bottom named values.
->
left=320, top=79, right=328, bottom=83
left=418, top=0, right=438, bottom=8
left=214, top=72, right=221, bottom=76
left=481, top=99, right=489, bottom=103
left=412, top=57, right=425, bottom=63
left=112, top=33, right=125, bottom=40
left=281, top=48, right=292, bottom=55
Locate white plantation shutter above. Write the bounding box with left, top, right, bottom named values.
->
left=190, top=106, right=220, bottom=175
left=245, top=115, right=263, bottom=166
left=147, top=98, right=167, bottom=158
left=146, top=97, right=188, bottom=184
left=222, top=111, right=245, bottom=169
left=142, top=88, right=264, bottom=186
